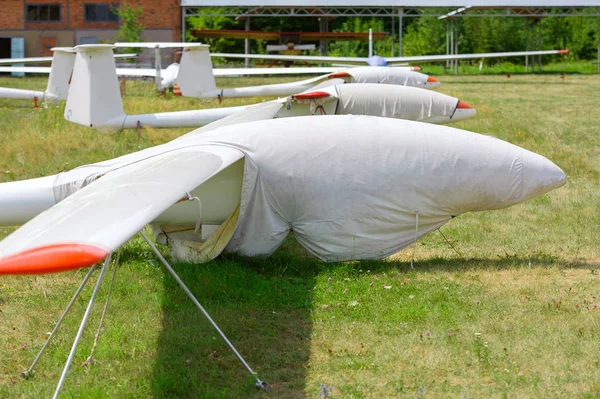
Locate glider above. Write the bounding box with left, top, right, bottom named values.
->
left=62, top=45, right=472, bottom=131
left=0, top=99, right=564, bottom=394
left=213, top=49, right=571, bottom=67
left=0, top=111, right=565, bottom=272
left=0, top=47, right=74, bottom=105
left=176, top=45, right=438, bottom=101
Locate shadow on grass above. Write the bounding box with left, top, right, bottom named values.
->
left=150, top=238, right=319, bottom=399
left=146, top=235, right=591, bottom=398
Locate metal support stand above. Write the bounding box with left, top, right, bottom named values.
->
left=83, top=253, right=120, bottom=366
left=139, top=231, right=267, bottom=391
left=52, top=255, right=112, bottom=399
left=21, top=265, right=98, bottom=380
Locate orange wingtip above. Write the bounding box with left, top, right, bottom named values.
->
left=557, top=49, right=570, bottom=54
left=293, top=91, right=331, bottom=100
left=328, top=71, right=350, bottom=79
left=411, top=66, right=421, bottom=71
left=427, top=76, right=440, bottom=83
left=457, top=100, right=473, bottom=109
left=0, top=244, right=109, bottom=275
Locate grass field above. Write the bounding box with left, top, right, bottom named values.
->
left=0, top=72, right=599, bottom=398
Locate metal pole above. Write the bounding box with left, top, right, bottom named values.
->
left=244, top=18, right=250, bottom=69
left=181, top=7, right=186, bottom=43
left=538, top=20, right=542, bottom=73
left=139, top=231, right=267, bottom=390
left=398, top=7, right=403, bottom=57
left=525, top=19, right=529, bottom=73
left=454, top=19, right=459, bottom=75
left=368, top=28, right=373, bottom=58
left=21, top=265, right=98, bottom=380
left=450, top=19, right=454, bottom=72
left=53, top=255, right=112, bottom=399
left=446, top=21, right=449, bottom=71
left=391, top=13, right=395, bottom=57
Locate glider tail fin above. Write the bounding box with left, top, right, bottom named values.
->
left=64, top=44, right=125, bottom=130
left=177, top=45, right=220, bottom=100
left=45, top=47, right=76, bottom=101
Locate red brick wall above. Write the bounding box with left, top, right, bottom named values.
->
left=69, top=0, right=118, bottom=29
left=25, top=0, right=70, bottom=30
left=0, top=0, right=25, bottom=29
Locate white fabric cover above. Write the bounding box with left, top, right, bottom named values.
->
left=190, top=116, right=565, bottom=261
left=1, top=115, right=565, bottom=263
left=335, top=84, right=458, bottom=122
left=348, top=67, right=430, bottom=87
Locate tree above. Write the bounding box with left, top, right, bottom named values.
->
left=112, top=3, right=144, bottom=56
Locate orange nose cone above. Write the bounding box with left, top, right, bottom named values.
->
left=427, top=76, right=439, bottom=83
left=457, top=100, right=473, bottom=109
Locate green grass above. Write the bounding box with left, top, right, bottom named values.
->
left=0, top=73, right=599, bottom=398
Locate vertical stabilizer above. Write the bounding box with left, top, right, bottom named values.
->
left=177, top=44, right=220, bottom=99
left=64, top=45, right=125, bottom=129
left=45, top=47, right=76, bottom=101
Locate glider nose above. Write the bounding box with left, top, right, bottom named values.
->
left=452, top=100, right=477, bottom=122
left=519, top=150, right=566, bottom=203
left=425, top=76, right=441, bottom=89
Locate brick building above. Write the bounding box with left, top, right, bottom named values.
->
left=0, top=0, right=181, bottom=58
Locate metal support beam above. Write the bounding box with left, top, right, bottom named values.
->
left=454, top=19, right=459, bottom=75
left=538, top=20, right=543, bottom=73
left=445, top=20, right=450, bottom=70
left=525, top=19, right=529, bottom=72
left=244, top=18, right=250, bottom=68
left=391, top=14, right=395, bottom=57
left=398, top=7, right=404, bottom=57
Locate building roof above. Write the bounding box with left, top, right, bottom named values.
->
left=181, top=0, right=600, bottom=7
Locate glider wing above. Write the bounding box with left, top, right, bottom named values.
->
left=0, top=145, right=245, bottom=275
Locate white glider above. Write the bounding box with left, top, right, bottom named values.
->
left=175, top=45, right=439, bottom=101
left=62, top=45, right=472, bottom=131
left=0, top=109, right=565, bottom=273
left=0, top=47, right=75, bottom=103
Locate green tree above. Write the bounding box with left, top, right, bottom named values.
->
left=112, top=3, right=144, bottom=56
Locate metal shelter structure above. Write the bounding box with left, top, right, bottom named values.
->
left=180, top=1, right=600, bottom=71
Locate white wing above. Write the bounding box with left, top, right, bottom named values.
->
left=0, top=146, right=244, bottom=275
left=0, top=53, right=136, bottom=65
left=213, top=53, right=368, bottom=64
left=213, top=67, right=343, bottom=76
left=213, top=49, right=568, bottom=65
left=386, top=49, right=569, bottom=64
left=0, top=66, right=52, bottom=74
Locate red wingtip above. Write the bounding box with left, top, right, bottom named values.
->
left=293, top=91, right=331, bottom=100
left=456, top=100, right=473, bottom=109
left=328, top=71, right=350, bottom=79
left=427, top=76, right=440, bottom=83
left=0, top=244, right=109, bottom=275
left=557, top=49, right=570, bottom=54
left=411, top=66, right=421, bottom=71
